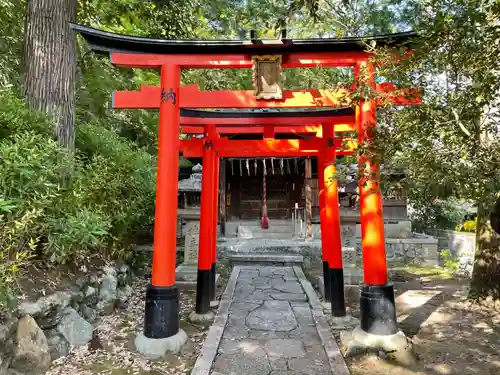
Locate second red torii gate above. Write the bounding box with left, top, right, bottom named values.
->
left=189, top=122, right=349, bottom=316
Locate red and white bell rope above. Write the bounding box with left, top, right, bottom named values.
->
left=261, top=159, right=269, bottom=229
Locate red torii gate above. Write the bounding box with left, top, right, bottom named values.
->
left=72, top=23, right=420, bottom=354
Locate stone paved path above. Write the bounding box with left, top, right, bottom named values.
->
left=208, top=266, right=345, bottom=375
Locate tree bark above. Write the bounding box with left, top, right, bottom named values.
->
left=23, top=0, right=77, bottom=150
left=470, top=196, right=500, bottom=300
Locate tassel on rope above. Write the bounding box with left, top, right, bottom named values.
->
left=280, top=158, right=284, bottom=174
left=286, top=159, right=291, bottom=174
left=231, top=159, right=234, bottom=175
left=254, top=159, right=258, bottom=175
left=261, top=159, right=269, bottom=229
left=246, top=159, right=250, bottom=176
left=271, top=157, right=275, bottom=175
left=239, top=159, right=242, bottom=176
left=294, top=158, right=298, bottom=174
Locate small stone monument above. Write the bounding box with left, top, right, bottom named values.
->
left=341, top=223, right=362, bottom=285
left=183, top=221, right=200, bottom=265
left=175, top=164, right=219, bottom=289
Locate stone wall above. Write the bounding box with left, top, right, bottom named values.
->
left=222, top=221, right=439, bottom=268
left=311, top=221, right=413, bottom=239
left=425, top=229, right=476, bottom=277
left=0, top=263, right=134, bottom=375
left=353, top=234, right=439, bottom=267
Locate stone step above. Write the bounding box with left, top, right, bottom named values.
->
left=220, top=238, right=318, bottom=254
left=230, top=253, right=303, bottom=266
left=236, top=227, right=294, bottom=236
left=237, top=232, right=295, bottom=239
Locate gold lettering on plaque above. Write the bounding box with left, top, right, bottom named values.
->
left=252, top=55, right=283, bottom=100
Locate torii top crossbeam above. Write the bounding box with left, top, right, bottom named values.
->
left=71, top=24, right=416, bottom=69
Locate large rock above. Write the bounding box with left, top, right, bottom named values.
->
left=1, top=354, right=12, bottom=375
left=44, top=329, right=70, bottom=361
left=56, top=307, right=93, bottom=347
left=116, top=264, right=132, bottom=287
left=82, top=285, right=98, bottom=307
left=116, top=285, right=133, bottom=304
left=96, top=267, right=118, bottom=315
left=45, top=329, right=70, bottom=361
left=81, top=306, right=98, bottom=323
left=0, top=318, right=17, bottom=355
left=10, top=315, right=51, bottom=374
left=18, top=292, right=71, bottom=329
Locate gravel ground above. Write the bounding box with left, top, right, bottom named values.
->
left=315, top=267, right=500, bottom=375
left=45, top=276, right=215, bottom=375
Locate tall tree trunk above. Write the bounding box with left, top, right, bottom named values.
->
left=23, top=0, right=77, bottom=150
left=470, top=197, right=500, bottom=299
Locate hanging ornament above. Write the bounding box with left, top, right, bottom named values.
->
left=262, top=158, right=267, bottom=176
left=246, top=159, right=250, bottom=175
left=231, top=159, right=234, bottom=176
left=280, top=158, right=284, bottom=174
left=286, top=159, right=291, bottom=174
left=239, top=159, right=242, bottom=176
left=261, top=163, right=269, bottom=229
left=254, top=159, right=258, bottom=175
left=271, top=157, right=275, bottom=175
left=294, top=158, right=298, bottom=174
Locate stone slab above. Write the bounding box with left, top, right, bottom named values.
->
left=294, top=266, right=351, bottom=375
left=192, top=265, right=350, bottom=375
left=190, top=266, right=241, bottom=375
left=230, top=253, right=303, bottom=265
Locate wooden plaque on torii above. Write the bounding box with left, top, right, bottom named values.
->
left=252, top=55, right=283, bottom=100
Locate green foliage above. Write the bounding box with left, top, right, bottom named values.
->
left=441, top=249, right=459, bottom=272
left=375, top=0, right=500, bottom=213
left=0, top=0, right=26, bottom=87
left=410, top=199, right=468, bottom=232
left=0, top=88, right=156, bottom=314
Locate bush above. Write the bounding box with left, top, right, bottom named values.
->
left=410, top=199, right=468, bottom=232
left=441, top=249, right=459, bottom=271
left=75, top=122, right=156, bottom=242
left=0, top=89, right=157, bottom=314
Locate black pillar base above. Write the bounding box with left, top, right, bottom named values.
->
left=329, top=268, right=346, bottom=317
left=360, top=283, right=398, bottom=336
left=195, top=269, right=212, bottom=314
left=210, top=263, right=216, bottom=301
left=322, top=261, right=331, bottom=302
left=144, top=284, right=180, bottom=339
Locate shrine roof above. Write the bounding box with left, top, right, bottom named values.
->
left=71, top=24, right=417, bottom=55
left=180, top=107, right=353, bottom=118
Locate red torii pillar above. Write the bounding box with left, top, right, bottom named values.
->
left=196, top=124, right=217, bottom=315
left=211, top=154, right=220, bottom=302
left=320, top=124, right=346, bottom=317
left=355, top=60, right=397, bottom=336
left=144, top=64, right=182, bottom=339
left=317, top=153, right=331, bottom=303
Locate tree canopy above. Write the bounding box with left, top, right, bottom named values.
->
left=0, top=0, right=499, bottom=316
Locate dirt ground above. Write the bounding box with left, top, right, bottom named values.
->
left=45, top=262, right=231, bottom=375
left=315, top=266, right=500, bottom=375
